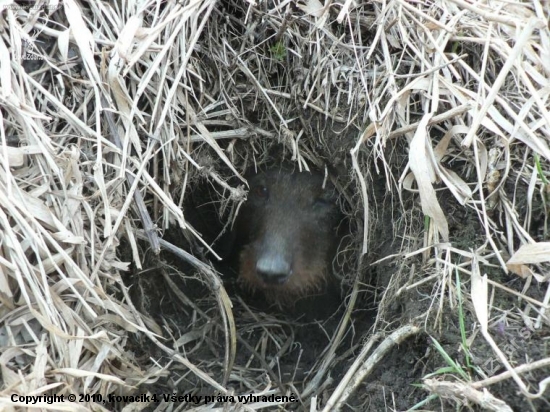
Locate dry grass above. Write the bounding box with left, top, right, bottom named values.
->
left=0, top=0, right=549, bottom=411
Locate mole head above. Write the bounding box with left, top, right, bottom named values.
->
left=235, top=168, right=340, bottom=299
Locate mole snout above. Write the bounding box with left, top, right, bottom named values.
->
left=234, top=167, right=340, bottom=298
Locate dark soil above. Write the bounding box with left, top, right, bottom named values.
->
left=114, top=138, right=550, bottom=412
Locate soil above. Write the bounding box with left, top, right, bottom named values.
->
left=115, top=139, right=550, bottom=412
left=8, top=1, right=548, bottom=411
left=100, top=96, right=549, bottom=412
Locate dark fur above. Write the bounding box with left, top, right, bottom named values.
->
left=235, top=167, right=340, bottom=302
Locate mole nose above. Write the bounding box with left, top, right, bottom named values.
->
left=256, top=256, right=292, bottom=285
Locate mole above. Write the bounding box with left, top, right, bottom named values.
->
left=234, top=166, right=341, bottom=303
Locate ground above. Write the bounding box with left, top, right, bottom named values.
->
left=118, top=142, right=549, bottom=411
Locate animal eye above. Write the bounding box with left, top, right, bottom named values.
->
left=253, top=185, right=269, bottom=199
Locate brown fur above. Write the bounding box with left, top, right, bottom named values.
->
left=234, top=167, right=339, bottom=303
left=239, top=244, right=329, bottom=296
